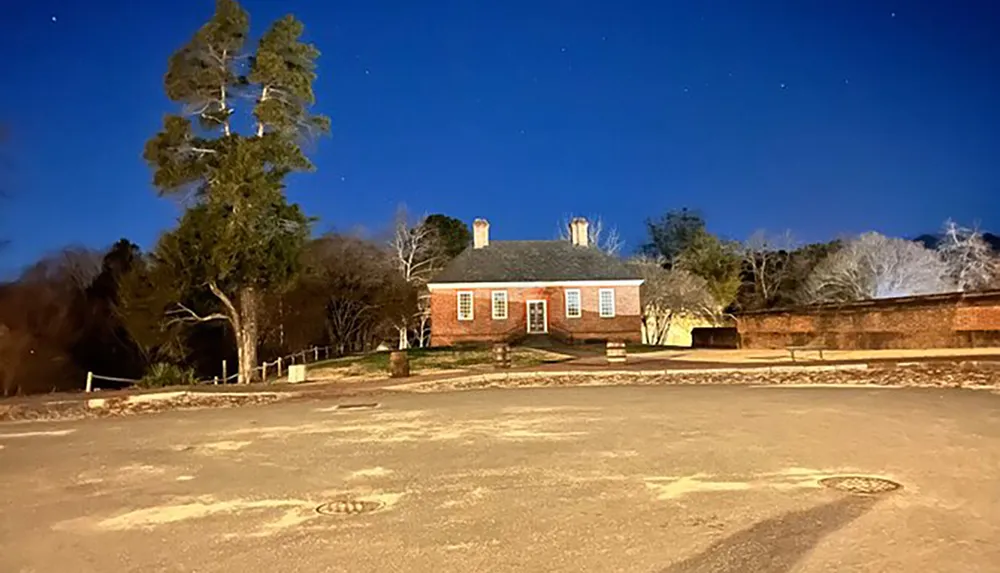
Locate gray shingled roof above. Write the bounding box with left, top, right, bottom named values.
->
left=430, top=241, right=641, bottom=283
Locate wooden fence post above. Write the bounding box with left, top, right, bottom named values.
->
left=262, top=362, right=268, bottom=382
left=222, top=360, right=227, bottom=383
left=85, top=371, right=93, bottom=393
left=277, top=357, right=283, bottom=379
left=314, top=347, right=319, bottom=362
left=324, top=346, right=330, bottom=359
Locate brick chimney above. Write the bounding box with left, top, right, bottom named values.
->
left=569, top=217, right=589, bottom=248
left=473, top=218, right=490, bottom=249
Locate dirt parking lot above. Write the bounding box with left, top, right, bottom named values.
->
left=2, top=385, right=999, bottom=572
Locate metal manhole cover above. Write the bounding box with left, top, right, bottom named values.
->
left=315, top=499, right=383, bottom=516
left=819, top=476, right=901, bottom=495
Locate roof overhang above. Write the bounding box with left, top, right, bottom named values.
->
left=427, top=279, right=644, bottom=291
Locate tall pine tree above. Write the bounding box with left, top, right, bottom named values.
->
left=143, top=0, right=329, bottom=383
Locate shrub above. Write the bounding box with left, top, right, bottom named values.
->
left=138, top=362, right=198, bottom=389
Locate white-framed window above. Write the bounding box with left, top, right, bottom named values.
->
left=491, top=291, right=508, bottom=320
left=565, top=289, right=582, bottom=318
left=599, top=288, right=616, bottom=318
left=457, top=291, right=474, bottom=321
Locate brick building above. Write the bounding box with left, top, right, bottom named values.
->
left=736, top=290, right=1000, bottom=349
left=427, top=218, right=643, bottom=346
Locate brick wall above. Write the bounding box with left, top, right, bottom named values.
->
left=430, top=284, right=642, bottom=346
left=736, top=290, right=1000, bottom=349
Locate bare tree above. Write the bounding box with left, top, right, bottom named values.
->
left=800, top=232, right=955, bottom=304
left=389, top=207, right=443, bottom=349
left=741, top=230, right=796, bottom=309
left=54, top=247, right=104, bottom=292
left=630, top=256, right=717, bottom=345
left=307, top=234, right=407, bottom=354
left=557, top=214, right=624, bottom=256
left=0, top=250, right=97, bottom=395
left=325, top=298, right=377, bottom=354
left=937, top=219, right=999, bottom=292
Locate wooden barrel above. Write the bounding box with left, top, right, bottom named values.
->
left=492, top=343, right=511, bottom=369
left=606, top=341, right=627, bottom=364
left=389, top=350, right=410, bottom=378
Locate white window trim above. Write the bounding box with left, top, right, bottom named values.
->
left=428, top=279, right=642, bottom=291
left=565, top=288, right=582, bottom=319
left=491, top=290, right=508, bottom=320
left=599, top=288, right=616, bottom=318
left=457, top=291, right=474, bottom=321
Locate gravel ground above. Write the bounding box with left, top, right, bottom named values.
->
left=0, top=391, right=291, bottom=422
left=397, top=363, right=1000, bottom=393
left=3, top=385, right=999, bottom=572
left=3, top=362, right=998, bottom=422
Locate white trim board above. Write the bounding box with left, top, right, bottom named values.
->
left=429, top=279, right=643, bottom=291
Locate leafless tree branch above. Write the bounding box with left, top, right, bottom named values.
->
left=801, top=232, right=955, bottom=304
left=741, top=229, right=797, bottom=308
left=165, top=302, right=229, bottom=325
left=938, top=219, right=1000, bottom=292
left=387, top=206, right=445, bottom=349
left=630, top=257, right=718, bottom=345
left=207, top=281, right=239, bottom=324
left=556, top=214, right=624, bottom=256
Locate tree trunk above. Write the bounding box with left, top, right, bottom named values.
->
left=397, top=325, right=409, bottom=350
left=641, top=307, right=673, bottom=346
left=416, top=314, right=430, bottom=348
left=238, top=287, right=259, bottom=384
left=657, top=315, right=673, bottom=345
left=278, top=298, right=285, bottom=350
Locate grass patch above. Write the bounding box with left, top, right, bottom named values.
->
left=308, top=345, right=570, bottom=379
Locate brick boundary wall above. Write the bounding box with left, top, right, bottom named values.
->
left=735, top=290, right=1000, bottom=350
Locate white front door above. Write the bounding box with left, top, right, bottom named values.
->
left=526, top=300, right=547, bottom=334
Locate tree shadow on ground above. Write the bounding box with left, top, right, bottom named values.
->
left=659, top=495, right=877, bottom=573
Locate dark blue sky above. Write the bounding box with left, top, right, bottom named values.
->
left=2, top=1, right=999, bottom=274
